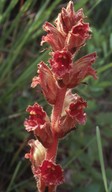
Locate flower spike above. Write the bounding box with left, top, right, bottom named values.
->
left=24, top=1, right=97, bottom=191
left=42, top=1, right=91, bottom=54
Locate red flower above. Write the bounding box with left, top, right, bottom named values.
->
left=66, top=98, right=87, bottom=124
left=41, top=1, right=91, bottom=54
left=65, top=20, right=91, bottom=53
left=31, top=62, right=58, bottom=105
left=25, top=139, right=45, bottom=168
left=54, top=90, right=87, bottom=138
left=24, top=103, right=53, bottom=148
left=35, top=160, right=64, bottom=186
left=41, top=22, right=65, bottom=51
left=50, top=50, right=72, bottom=78
left=24, top=103, right=46, bottom=131
left=55, top=1, right=84, bottom=35
left=58, top=52, right=97, bottom=88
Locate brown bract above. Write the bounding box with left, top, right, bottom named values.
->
left=31, top=62, right=58, bottom=105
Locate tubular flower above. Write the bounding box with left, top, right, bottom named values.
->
left=65, top=20, right=91, bottom=53
left=66, top=98, right=87, bottom=124
left=41, top=22, right=65, bottom=51
left=58, top=52, right=97, bottom=88
left=24, top=103, right=53, bottom=148
left=31, top=62, right=58, bottom=105
left=41, top=1, right=91, bottom=54
left=24, top=1, right=97, bottom=192
left=35, top=160, right=64, bottom=186
left=54, top=90, right=87, bottom=138
left=24, top=103, right=47, bottom=132
left=54, top=1, right=85, bottom=35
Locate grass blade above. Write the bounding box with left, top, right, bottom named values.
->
left=6, top=160, right=22, bottom=192
left=98, top=63, right=112, bottom=73
left=96, top=126, right=109, bottom=192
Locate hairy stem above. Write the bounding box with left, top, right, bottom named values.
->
left=46, top=87, right=67, bottom=161
left=46, top=135, right=58, bottom=161
left=51, top=86, right=67, bottom=130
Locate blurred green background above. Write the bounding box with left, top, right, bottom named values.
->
left=0, top=0, right=112, bottom=191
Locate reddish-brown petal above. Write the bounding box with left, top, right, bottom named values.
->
left=26, top=103, right=46, bottom=119
left=35, top=160, right=64, bottom=186
left=24, top=103, right=46, bottom=132
left=67, top=99, right=87, bottom=125
left=55, top=8, right=72, bottom=35
left=55, top=90, right=87, bottom=138
left=24, top=117, right=40, bottom=132
left=55, top=1, right=84, bottom=35
left=65, top=20, right=91, bottom=53
left=41, top=22, right=65, bottom=51
left=24, top=103, right=53, bottom=148
left=39, top=62, right=58, bottom=104
left=75, top=8, right=85, bottom=22
left=31, top=62, right=58, bottom=104
left=50, top=50, right=72, bottom=78
left=62, top=52, right=97, bottom=88
left=34, top=122, right=53, bottom=148
left=41, top=1, right=92, bottom=55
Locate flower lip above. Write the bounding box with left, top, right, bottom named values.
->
left=53, top=50, right=72, bottom=66
left=67, top=98, right=87, bottom=125
left=24, top=103, right=47, bottom=132
left=26, top=103, right=45, bottom=115
left=35, top=160, right=64, bottom=186
left=68, top=99, right=87, bottom=117
left=24, top=103, right=53, bottom=148
left=72, top=21, right=90, bottom=36
left=50, top=50, right=72, bottom=78
left=59, top=52, right=97, bottom=88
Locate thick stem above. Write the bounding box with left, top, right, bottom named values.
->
left=45, top=86, right=67, bottom=192
left=51, top=86, right=67, bottom=130
left=46, top=87, right=67, bottom=161
left=46, top=135, right=58, bottom=161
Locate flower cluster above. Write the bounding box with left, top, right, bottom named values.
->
left=24, top=1, right=97, bottom=192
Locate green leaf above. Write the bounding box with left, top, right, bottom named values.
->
left=96, top=126, right=109, bottom=192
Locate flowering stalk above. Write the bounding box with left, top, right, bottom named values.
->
left=24, top=1, right=97, bottom=192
